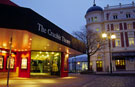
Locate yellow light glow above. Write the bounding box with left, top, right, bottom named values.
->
left=47, top=44, right=50, bottom=46
left=111, top=34, right=116, bottom=39
left=2, top=50, right=7, bottom=53
left=77, top=62, right=80, bottom=65
left=30, top=38, right=32, bottom=41
left=25, top=49, right=27, bottom=51
left=51, top=52, right=54, bottom=54
left=45, top=52, right=49, bottom=54
left=39, top=51, right=42, bottom=54
left=102, top=33, right=107, bottom=38
left=14, top=49, right=17, bottom=51
left=3, top=43, right=7, bottom=47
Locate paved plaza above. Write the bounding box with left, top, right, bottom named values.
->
left=0, top=73, right=135, bottom=87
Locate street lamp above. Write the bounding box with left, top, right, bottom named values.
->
left=102, top=33, right=116, bottom=74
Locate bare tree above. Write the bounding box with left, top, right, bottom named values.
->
left=73, top=27, right=105, bottom=71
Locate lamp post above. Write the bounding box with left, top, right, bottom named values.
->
left=102, top=33, right=116, bottom=74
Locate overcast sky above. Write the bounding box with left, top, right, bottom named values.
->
left=11, top=0, right=135, bottom=35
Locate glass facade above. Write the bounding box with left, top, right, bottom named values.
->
left=31, top=51, right=61, bottom=76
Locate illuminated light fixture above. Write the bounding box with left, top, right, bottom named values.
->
left=36, top=54, right=39, bottom=56
left=111, top=34, right=116, bottom=39
left=51, top=52, right=54, bottom=54
left=59, top=48, right=61, bottom=50
left=3, top=43, right=7, bottom=47
left=102, top=33, right=107, bottom=38
left=44, top=47, right=46, bottom=49
left=2, top=50, right=7, bottom=53
left=30, top=38, right=32, bottom=41
left=47, top=55, right=49, bottom=57
left=28, top=46, right=30, bottom=48
left=29, top=42, right=31, bottom=45
left=18, top=49, right=21, bottom=51
left=42, top=55, right=44, bottom=56
left=25, top=49, right=27, bottom=51
left=22, top=49, right=24, bottom=51
left=48, top=63, right=50, bottom=65
left=39, top=51, right=42, bottom=54
left=77, top=62, right=80, bottom=65
left=14, top=49, right=17, bottom=51
left=66, top=49, right=69, bottom=53
left=45, top=52, right=49, bottom=54
left=47, top=44, right=50, bottom=46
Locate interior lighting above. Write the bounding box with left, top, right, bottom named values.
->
left=47, top=44, right=50, bottom=46
left=14, top=49, right=17, bottom=51
left=45, top=52, right=49, bottom=54
left=29, top=43, right=31, bottom=45
left=36, top=54, right=39, bottom=56
left=25, top=49, right=27, bottom=51
left=39, top=51, right=42, bottom=54
left=51, top=52, right=54, bottom=54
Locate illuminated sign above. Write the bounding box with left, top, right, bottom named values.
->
left=0, top=56, right=4, bottom=69
left=21, top=58, right=28, bottom=69
left=37, top=23, right=71, bottom=45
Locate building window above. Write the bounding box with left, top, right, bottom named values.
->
left=115, top=38, right=121, bottom=47
left=91, top=17, right=94, bottom=22
left=94, top=17, right=97, bottom=22
left=115, top=60, right=125, bottom=66
left=126, top=13, right=131, bottom=18
left=127, top=24, right=132, bottom=29
left=128, top=37, right=135, bottom=46
left=114, top=24, right=119, bottom=31
left=88, top=18, right=90, bottom=22
left=113, top=14, right=118, bottom=19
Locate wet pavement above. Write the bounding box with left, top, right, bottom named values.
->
left=0, top=73, right=135, bottom=87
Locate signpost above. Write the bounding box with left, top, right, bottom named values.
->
left=7, top=36, right=12, bottom=87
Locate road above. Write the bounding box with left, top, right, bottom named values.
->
left=0, top=73, right=135, bottom=87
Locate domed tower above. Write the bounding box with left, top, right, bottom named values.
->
left=85, top=2, right=105, bottom=72
left=85, top=2, right=103, bottom=32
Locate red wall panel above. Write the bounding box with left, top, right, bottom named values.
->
left=18, top=51, right=31, bottom=78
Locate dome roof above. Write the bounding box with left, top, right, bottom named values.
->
left=86, top=4, right=103, bottom=14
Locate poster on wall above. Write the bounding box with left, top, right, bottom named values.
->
left=0, top=56, right=4, bottom=69
left=7, top=57, right=15, bottom=69
left=21, top=58, right=28, bottom=69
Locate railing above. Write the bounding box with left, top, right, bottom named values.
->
left=104, top=2, right=135, bottom=10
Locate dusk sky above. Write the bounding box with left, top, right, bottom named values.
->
left=11, top=0, right=135, bottom=35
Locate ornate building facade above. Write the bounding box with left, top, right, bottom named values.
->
left=85, top=2, right=135, bottom=72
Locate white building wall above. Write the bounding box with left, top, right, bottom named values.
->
left=86, top=2, right=135, bottom=72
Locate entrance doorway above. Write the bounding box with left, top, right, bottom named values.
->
left=96, top=61, right=103, bottom=72
left=30, top=51, right=61, bottom=76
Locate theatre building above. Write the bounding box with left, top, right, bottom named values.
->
left=0, top=1, right=85, bottom=78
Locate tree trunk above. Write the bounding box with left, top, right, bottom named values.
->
left=87, top=53, right=90, bottom=71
